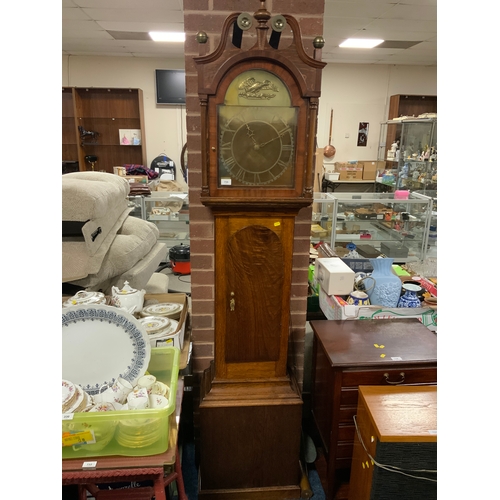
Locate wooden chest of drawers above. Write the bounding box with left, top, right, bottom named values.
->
left=310, top=319, right=437, bottom=500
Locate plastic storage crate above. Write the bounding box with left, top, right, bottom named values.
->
left=62, top=346, right=180, bottom=458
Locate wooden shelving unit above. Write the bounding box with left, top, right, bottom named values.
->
left=62, top=87, right=78, bottom=163
left=62, top=87, right=147, bottom=173
left=388, top=94, right=437, bottom=120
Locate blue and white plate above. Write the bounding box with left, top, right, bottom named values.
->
left=62, top=305, right=151, bottom=395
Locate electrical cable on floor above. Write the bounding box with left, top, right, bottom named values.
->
left=353, top=415, right=437, bottom=483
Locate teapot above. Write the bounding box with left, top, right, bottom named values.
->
left=111, top=281, right=145, bottom=313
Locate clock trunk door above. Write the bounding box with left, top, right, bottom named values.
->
left=214, top=213, right=295, bottom=380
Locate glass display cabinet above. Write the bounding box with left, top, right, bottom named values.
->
left=377, top=118, right=437, bottom=194
left=144, top=192, right=189, bottom=249
left=311, top=191, right=433, bottom=263
left=128, top=192, right=190, bottom=250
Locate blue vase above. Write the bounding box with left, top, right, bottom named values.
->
left=397, top=284, right=422, bottom=308
left=367, top=258, right=402, bottom=307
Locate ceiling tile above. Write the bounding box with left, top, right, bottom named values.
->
left=62, top=7, right=93, bottom=20
left=72, top=0, right=182, bottom=8
left=381, top=4, right=437, bottom=21
left=97, top=21, right=184, bottom=32
left=81, top=8, right=183, bottom=23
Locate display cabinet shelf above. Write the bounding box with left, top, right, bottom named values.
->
left=311, top=191, right=432, bottom=263
left=128, top=192, right=190, bottom=256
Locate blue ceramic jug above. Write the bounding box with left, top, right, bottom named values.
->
left=367, top=258, right=402, bottom=308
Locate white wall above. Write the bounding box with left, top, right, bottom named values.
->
left=316, top=64, right=437, bottom=163
left=63, top=55, right=436, bottom=170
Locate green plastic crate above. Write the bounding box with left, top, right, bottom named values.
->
left=62, top=346, right=180, bottom=458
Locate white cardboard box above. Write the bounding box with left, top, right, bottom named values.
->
left=143, top=293, right=188, bottom=348
left=316, top=257, right=355, bottom=296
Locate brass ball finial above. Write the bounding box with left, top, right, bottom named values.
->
left=196, top=31, right=208, bottom=44
left=313, top=36, right=325, bottom=49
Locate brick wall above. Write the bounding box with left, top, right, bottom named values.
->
left=183, top=0, right=325, bottom=389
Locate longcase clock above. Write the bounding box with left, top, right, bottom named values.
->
left=194, top=2, right=325, bottom=498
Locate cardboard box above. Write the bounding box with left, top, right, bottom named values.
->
left=318, top=287, right=437, bottom=332
left=316, top=257, right=355, bottom=296
left=143, top=293, right=188, bottom=349
left=360, top=161, right=385, bottom=180
left=126, top=175, right=149, bottom=184
left=334, top=161, right=358, bottom=171
left=113, top=166, right=126, bottom=177
left=337, top=166, right=363, bottom=181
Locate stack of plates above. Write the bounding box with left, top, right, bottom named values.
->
left=65, top=408, right=119, bottom=453
left=115, top=417, right=162, bottom=449
left=63, top=291, right=106, bottom=308
left=62, top=379, right=78, bottom=413
left=62, top=381, right=92, bottom=414
left=140, top=302, right=183, bottom=321
left=138, top=316, right=179, bottom=347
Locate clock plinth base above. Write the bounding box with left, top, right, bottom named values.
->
left=198, top=482, right=301, bottom=500
left=198, top=369, right=303, bottom=497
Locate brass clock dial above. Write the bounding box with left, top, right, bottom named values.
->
left=218, top=105, right=297, bottom=186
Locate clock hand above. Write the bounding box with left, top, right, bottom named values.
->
left=245, top=124, right=257, bottom=145
left=259, top=135, right=281, bottom=148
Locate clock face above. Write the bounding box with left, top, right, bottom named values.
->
left=218, top=105, right=297, bottom=187
left=216, top=69, right=298, bottom=188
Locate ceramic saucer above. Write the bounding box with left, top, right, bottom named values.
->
left=140, top=303, right=183, bottom=320
left=138, top=316, right=171, bottom=334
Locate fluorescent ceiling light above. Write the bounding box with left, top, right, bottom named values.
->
left=149, top=32, right=185, bottom=42
left=339, top=38, right=384, bottom=48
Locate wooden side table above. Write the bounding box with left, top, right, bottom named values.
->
left=348, top=385, right=437, bottom=500
left=310, top=319, right=437, bottom=500
left=62, top=380, right=187, bottom=500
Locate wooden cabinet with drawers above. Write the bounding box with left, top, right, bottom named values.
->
left=310, top=319, right=437, bottom=500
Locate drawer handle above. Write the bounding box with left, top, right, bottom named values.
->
left=383, top=372, right=405, bottom=385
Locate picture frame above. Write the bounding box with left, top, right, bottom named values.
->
left=119, top=129, right=142, bottom=146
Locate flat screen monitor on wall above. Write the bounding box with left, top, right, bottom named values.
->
left=155, top=69, right=186, bottom=105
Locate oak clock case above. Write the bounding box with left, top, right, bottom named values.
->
left=194, top=5, right=325, bottom=498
